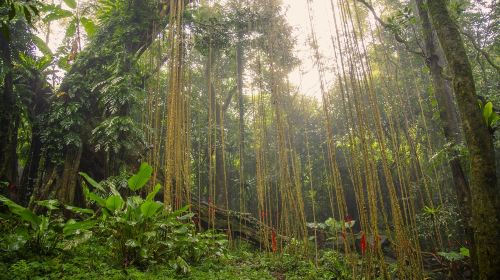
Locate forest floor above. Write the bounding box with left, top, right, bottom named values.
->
left=0, top=241, right=351, bottom=280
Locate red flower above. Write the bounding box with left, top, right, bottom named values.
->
left=271, top=230, right=277, bottom=253
left=360, top=233, right=367, bottom=255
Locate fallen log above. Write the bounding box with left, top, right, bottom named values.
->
left=190, top=197, right=276, bottom=247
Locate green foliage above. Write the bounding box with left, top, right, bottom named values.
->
left=437, top=247, right=470, bottom=262
left=63, top=0, right=77, bottom=9
left=127, top=162, right=153, bottom=191
left=423, top=205, right=441, bottom=216
left=80, top=16, right=96, bottom=37
left=80, top=163, right=228, bottom=269
left=0, top=195, right=94, bottom=255
left=0, top=0, right=39, bottom=40
left=416, top=203, right=465, bottom=247
left=480, top=101, right=499, bottom=128
left=308, top=217, right=355, bottom=236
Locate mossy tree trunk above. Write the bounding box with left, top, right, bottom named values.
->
left=427, top=1, right=500, bottom=278
left=415, top=0, right=474, bottom=254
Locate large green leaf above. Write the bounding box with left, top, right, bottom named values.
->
left=32, top=35, right=53, bottom=56
left=483, top=102, right=493, bottom=125
left=63, top=0, right=77, bottom=9
left=63, top=219, right=97, bottom=236
left=106, top=195, right=124, bottom=212
left=43, top=8, right=73, bottom=23
left=146, top=183, right=161, bottom=201
left=128, top=163, right=153, bottom=191
left=140, top=201, right=162, bottom=218
left=80, top=17, right=96, bottom=37
left=0, top=195, right=40, bottom=227
left=82, top=183, right=106, bottom=207
left=79, top=172, right=105, bottom=192
left=171, top=204, right=190, bottom=217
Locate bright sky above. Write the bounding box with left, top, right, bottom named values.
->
left=283, top=0, right=338, bottom=98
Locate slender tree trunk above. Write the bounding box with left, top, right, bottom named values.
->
left=0, top=32, right=19, bottom=197
left=427, top=1, right=500, bottom=278
left=236, top=33, right=245, bottom=212
left=19, top=127, right=42, bottom=205
left=415, top=0, right=474, bottom=253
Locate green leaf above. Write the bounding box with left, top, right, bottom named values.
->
left=32, top=35, right=53, bottom=56
left=79, top=172, right=105, bottom=192
left=36, top=199, right=60, bottom=210
left=490, top=115, right=500, bottom=126
left=82, top=183, right=106, bottom=207
left=170, top=204, right=190, bottom=217
left=483, top=102, right=493, bottom=125
left=140, top=201, right=162, bottom=218
left=65, top=205, right=94, bottom=215
left=127, top=163, right=153, bottom=191
left=80, top=17, right=96, bottom=37
left=460, top=247, right=470, bottom=257
left=105, top=195, right=124, bottom=212
left=65, top=18, right=77, bottom=38
left=178, top=212, right=195, bottom=221
left=63, top=0, right=77, bottom=9
left=146, top=184, right=161, bottom=201
left=438, top=251, right=464, bottom=262
left=63, top=220, right=97, bottom=236
left=0, top=195, right=41, bottom=227
left=43, top=8, right=73, bottom=23
left=125, top=239, right=139, bottom=247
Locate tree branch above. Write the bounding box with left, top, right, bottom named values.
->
left=460, top=30, right=500, bottom=73
left=356, top=0, right=424, bottom=57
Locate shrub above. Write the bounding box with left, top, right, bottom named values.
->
left=80, top=163, right=228, bottom=270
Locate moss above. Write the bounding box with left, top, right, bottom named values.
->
left=427, top=0, right=500, bottom=279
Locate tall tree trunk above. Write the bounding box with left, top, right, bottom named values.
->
left=19, top=127, right=42, bottom=205
left=0, top=32, right=19, bottom=198
left=236, top=33, right=245, bottom=212
left=427, top=1, right=500, bottom=278
left=415, top=0, right=473, bottom=253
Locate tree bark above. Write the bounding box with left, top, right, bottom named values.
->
left=427, top=1, right=500, bottom=278
left=0, top=31, right=19, bottom=198
left=415, top=0, right=473, bottom=253
left=19, top=127, right=42, bottom=205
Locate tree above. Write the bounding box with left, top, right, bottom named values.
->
left=427, top=0, right=500, bottom=278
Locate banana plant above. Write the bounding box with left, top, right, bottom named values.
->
left=80, top=162, right=162, bottom=219
left=80, top=163, right=168, bottom=266
left=79, top=163, right=227, bottom=268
